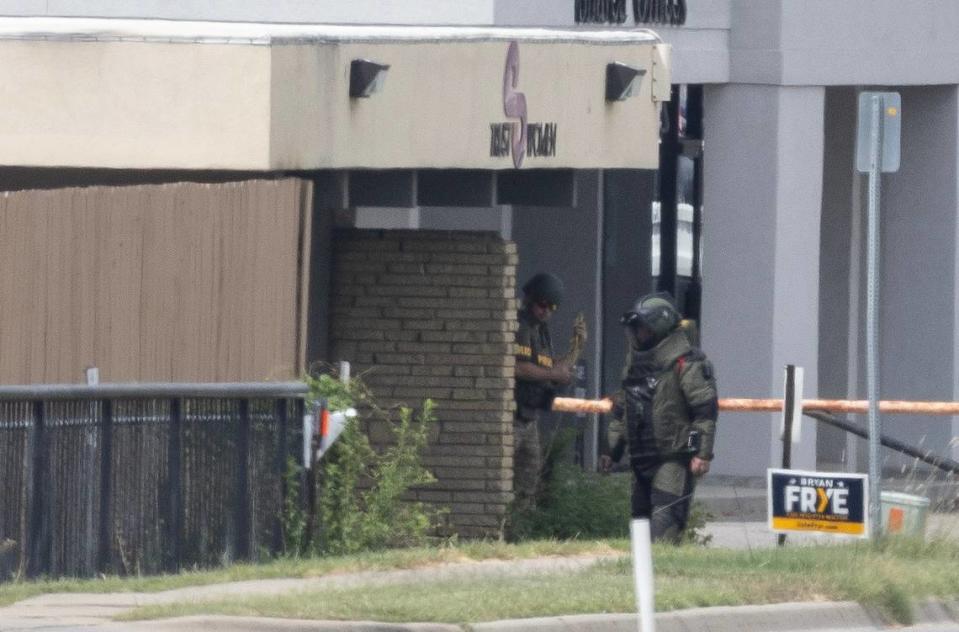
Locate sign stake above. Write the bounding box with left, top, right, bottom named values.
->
left=856, top=91, right=900, bottom=539
left=630, top=518, right=656, bottom=632
left=778, top=364, right=802, bottom=546
left=865, top=94, right=883, bottom=540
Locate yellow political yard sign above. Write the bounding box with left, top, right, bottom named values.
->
left=768, top=468, right=869, bottom=538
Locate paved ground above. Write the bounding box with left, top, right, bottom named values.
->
left=2, top=514, right=958, bottom=632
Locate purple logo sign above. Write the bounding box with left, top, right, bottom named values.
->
left=503, top=41, right=528, bottom=168
left=490, top=42, right=557, bottom=168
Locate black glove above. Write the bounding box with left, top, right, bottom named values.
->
left=610, top=437, right=626, bottom=463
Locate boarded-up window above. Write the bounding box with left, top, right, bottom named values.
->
left=0, top=179, right=312, bottom=383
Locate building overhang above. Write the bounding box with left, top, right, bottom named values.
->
left=0, top=18, right=670, bottom=171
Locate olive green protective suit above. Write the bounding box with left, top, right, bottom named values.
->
left=608, top=325, right=718, bottom=542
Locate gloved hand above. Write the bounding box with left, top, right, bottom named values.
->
left=572, top=313, right=587, bottom=344
left=690, top=456, right=711, bottom=476
left=599, top=454, right=613, bottom=473
left=549, top=362, right=573, bottom=385
left=623, top=385, right=647, bottom=410
left=610, top=437, right=625, bottom=463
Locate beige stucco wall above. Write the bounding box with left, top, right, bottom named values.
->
left=0, top=32, right=664, bottom=170
left=0, top=40, right=272, bottom=170
left=269, top=40, right=663, bottom=170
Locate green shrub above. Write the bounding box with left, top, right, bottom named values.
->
left=302, top=373, right=442, bottom=555
left=353, top=402, right=440, bottom=550
left=509, top=426, right=712, bottom=544
left=280, top=456, right=308, bottom=556
left=515, top=460, right=633, bottom=540
left=508, top=428, right=631, bottom=540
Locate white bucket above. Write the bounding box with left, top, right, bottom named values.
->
left=880, top=491, right=930, bottom=536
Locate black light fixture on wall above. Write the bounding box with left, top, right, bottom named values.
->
left=349, top=59, right=390, bottom=98
left=605, top=62, right=646, bottom=101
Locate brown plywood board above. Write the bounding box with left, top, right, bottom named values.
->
left=0, top=178, right=311, bottom=384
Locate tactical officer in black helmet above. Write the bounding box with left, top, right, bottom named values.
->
left=513, top=272, right=585, bottom=512
left=600, top=292, right=718, bottom=542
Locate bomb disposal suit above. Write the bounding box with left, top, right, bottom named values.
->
left=607, top=293, right=718, bottom=542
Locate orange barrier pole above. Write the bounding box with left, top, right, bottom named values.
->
left=551, top=396, right=959, bottom=416
left=551, top=397, right=614, bottom=414
left=721, top=398, right=959, bottom=415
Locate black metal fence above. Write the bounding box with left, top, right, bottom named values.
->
left=0, top=383, right=308, bottom=580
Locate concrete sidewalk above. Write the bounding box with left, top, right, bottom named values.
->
left=704, top=513, right=959, bottom=549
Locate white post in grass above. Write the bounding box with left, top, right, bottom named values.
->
left=630, top=518, right=656, bottom=632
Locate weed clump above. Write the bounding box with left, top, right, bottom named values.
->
left=282, top=373, right=442, bottom=556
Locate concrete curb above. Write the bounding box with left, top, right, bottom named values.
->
left=96, top=616, right=461, bottom=631
left=470, top=602, right=879, bottom=631
left=88, top=600, right=959, bottom=632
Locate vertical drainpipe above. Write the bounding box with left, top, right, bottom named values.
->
left=656, top=85, right=681, bottom=299
left=685, top=85, right=705, bottom=322
left=589, top=169, right=605, bottom=472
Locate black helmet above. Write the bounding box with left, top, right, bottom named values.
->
left=522, top=272, right=565, bottom=307
left=620, top=291, right=681, bottom=340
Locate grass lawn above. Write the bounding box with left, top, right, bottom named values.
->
left=0, top=539, right=626, bottom=607
left=112, top=536, right=959, bottom=626
left=3, top=536, right=958, bottom=626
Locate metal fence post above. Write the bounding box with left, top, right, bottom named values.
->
left=26, top=400, right=48, bottom=578
left=234, top=399, right=252, bottom=561
left=273, top=398, right=289, bottom=556
left=300, top=398, right=315, bottom=552
left=165, top=398, right=183, bottom=573
left=0, top=382, right=310, bottom=578
left=97, top=399, right=114, bottom=574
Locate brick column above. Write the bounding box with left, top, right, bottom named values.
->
left=330, top=230, right=518, bottom=537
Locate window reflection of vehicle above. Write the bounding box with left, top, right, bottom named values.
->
left=651, top=201, right=693, bottom=278
left=652, top=152, right=696, bottom=279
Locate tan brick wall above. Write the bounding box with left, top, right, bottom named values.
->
left=330, top=230, right=518, bottom=538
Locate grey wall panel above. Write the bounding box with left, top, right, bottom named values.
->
left=512, top=171, right=601, bottom=393
left=0, top=0, right=495, bottom=23
left=730, top=0, right=781, bottom=50
left=511, top=170, right=602, bottom=463
left=769, top=86, right=825, bottom=472
left=779, top=0, right=959, bottom=86
left=702, top=84, right=824, bottom=477
left=493, top=0, right=572, bottom=26
left=683, top=0, right=732, bottom=30
left=817, top=87, right=858, bottom=470
left=662, top=28, right=731, bottom=85
left=954, top=108, right=959, bottom=464
left=601, top=170, right=656, bottom=398
left=493, top=0, right=730, bottom=29
left=0, top=1, right=44, bottom=15
left=731, top=0, right=959, bottom=86
left=876, top=86, right=958, bottom=473
left=306, top=171, right=342, bottom=369
left=702, top=84, right=780, bottom=477
left=493, top=0, right=732, bottom=84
